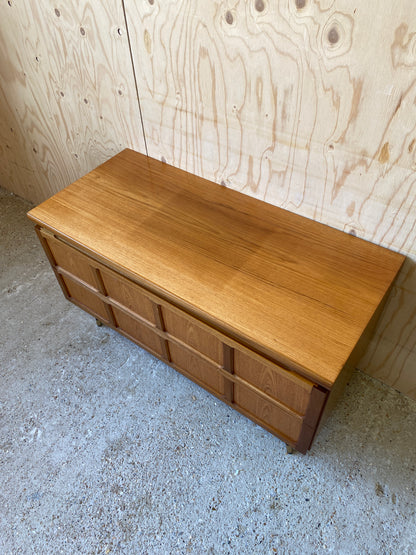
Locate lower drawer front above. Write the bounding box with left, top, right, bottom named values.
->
left=168, top=341, right=225, bottom=396
left=234, top=383, right=302, bottom=443
left=113, top=307, right=164, bottom=357
left=162, top=306, right=223, bottom=365
left=62, top=275, right=109, bottom=322
left=234, top=349, right=314, bottom=416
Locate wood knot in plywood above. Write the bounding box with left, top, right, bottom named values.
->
left=328, top=27, right=340, bottom=44
left=322, top=13, right=353, bottom=58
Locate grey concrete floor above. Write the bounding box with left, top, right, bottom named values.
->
left=1, top=186, right=416, bottom=555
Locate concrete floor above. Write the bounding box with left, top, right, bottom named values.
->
left=1, top=186, right=416, bottom=554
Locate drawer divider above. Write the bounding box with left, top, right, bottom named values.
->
left=35, top=226, right=71, bottom=300
left=152, top=303, right=171, bottom=362
left=92, top=267, right=116, bottom=326
left=222, top=344, right=234, bottom=403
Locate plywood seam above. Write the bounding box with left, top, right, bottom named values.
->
left=121, top=0, right=148, bottom=156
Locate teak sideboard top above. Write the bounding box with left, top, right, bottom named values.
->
left=28, top=149, right=405, bottom=389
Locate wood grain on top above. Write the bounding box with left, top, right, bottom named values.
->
left=28, top=149, right=405, bottom=387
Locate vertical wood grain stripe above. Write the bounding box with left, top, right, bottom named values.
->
left=223, top=344, right=234, bottom=403
left=121, top=0, right=148, bottom=156
left=92, top=267, right=116, bottom=326
left=223, top=344, right=234, bottom=373
left=152, top=303, right=171, bottom=362
left=35, top=226, right=71, bottom=300
left=295, top=386, right=328, bottom=453
left=303, top=386, right=328, bottom=429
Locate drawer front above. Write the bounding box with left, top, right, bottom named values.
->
left=162, top=306, right=223, bottom=365
left=112, top=307, right=163, bottom=356
left=62, top=275, right=108, bottom=322
left=234, top=349, right=314, bottom=415
left=41, top=231, right=97, bottom=287
left=168, top=341, right=225, bottom=395
left=100, top=269, right=156, bottom=325
left=234, top=382, right=302, bottom=443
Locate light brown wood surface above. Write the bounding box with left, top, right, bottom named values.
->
left=28, top=149, right=404, bottom=388
left=0, top=0, right=145, bottom=203
left=34, top=212, right=330, bottom=451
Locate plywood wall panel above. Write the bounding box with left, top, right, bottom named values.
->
left=0, top=0, right=145, bottom=204
left=126, top=0, right=416, bottom=399
left=126, top=0, right=416, bottom=241
left=359, top=260, right=416, bottom=397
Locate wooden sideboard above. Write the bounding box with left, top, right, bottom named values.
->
left=27, top=149, right=405, bottom=453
